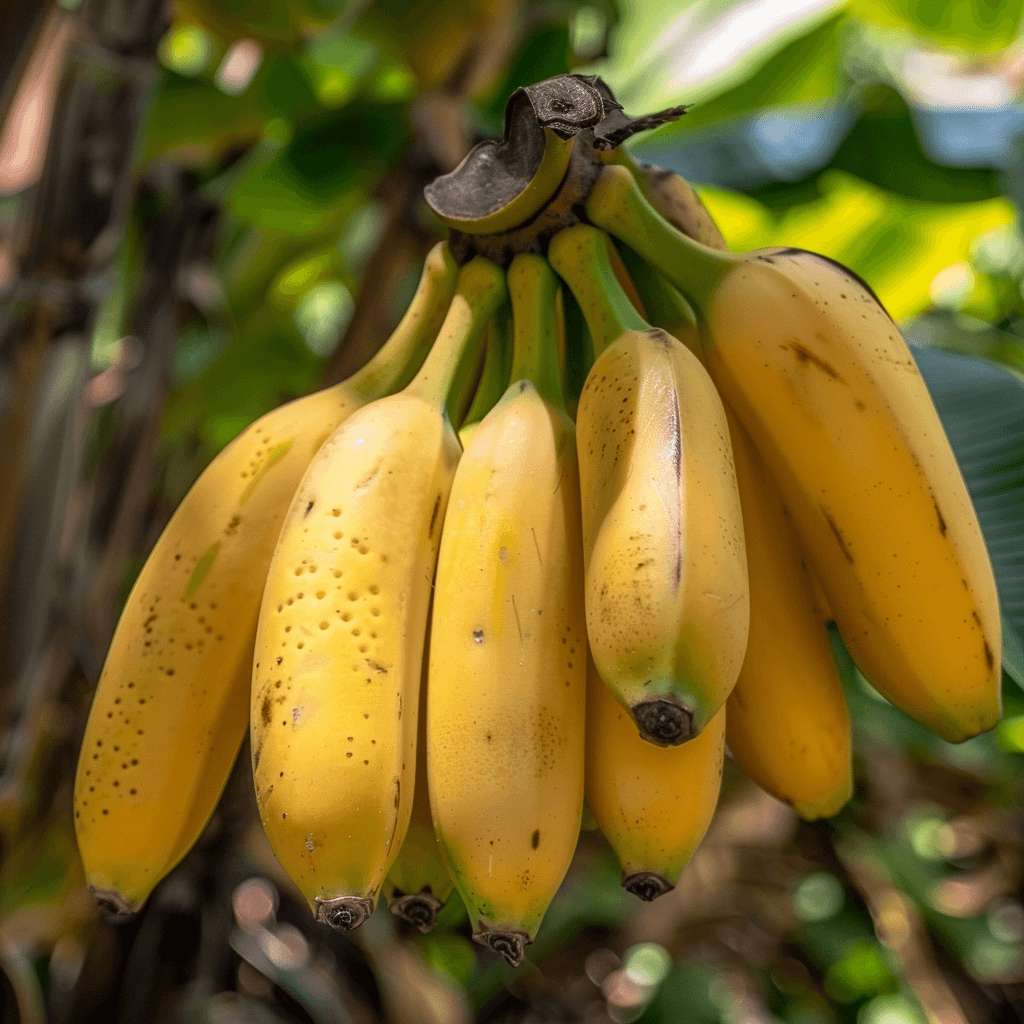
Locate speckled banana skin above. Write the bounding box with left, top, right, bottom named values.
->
left=74, top=244, right=458, bottom=914
left=588, top=164, right=1001, bottom=744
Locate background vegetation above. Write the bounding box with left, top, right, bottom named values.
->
left=0, top=0, right=1023, bottom=1021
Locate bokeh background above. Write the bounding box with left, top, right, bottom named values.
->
left=1, top=0, right=1024, bottom=1021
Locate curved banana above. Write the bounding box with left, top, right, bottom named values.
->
left=547, top=223, right=748, bottom=745
left=618, top=240, right=852, bottom=817
left=427, top=253, right=586, bottom=968
left=73, top=243, right=458, bottom=914
left=725, top=409, right=853, bottom=819
left=587, top=164, right=1001, bottom=743
left=585, top=654, right=724, bottom=899
left=251, top=257, right=506, bottom=931
left=385, top=633, right=455, bottom=935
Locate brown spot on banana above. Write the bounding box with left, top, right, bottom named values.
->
left=820, top=507, right=855, bottom=564
left=428, top=494, right=441, bottom=538
left=933, top=499, right=947, bottom=536
left=786, top=341, right=842, bottom=381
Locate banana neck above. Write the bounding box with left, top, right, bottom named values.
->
left=508, top=254, right=565, bottom=412
left=461, top=303, right=513, bottom=428
left=404, top=257, right=507, bottom=420
left=620, top=245, right=704, bottom=363
left=547, top=224, right=649, bottom=356
left=585, top=164, right=733, bottom=315
left=347, top=242, right=458, bottom=400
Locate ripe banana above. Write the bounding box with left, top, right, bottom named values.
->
left=73, top=242, right=458, bottom=914
left=385, top=635, right=454, bottom=934
left=427, top=253, right=586, bottom=968
left=547, top=223, right=748, bottom=745
left=585, top=653, right=724, bottom=899
left=251, top=257, right=506, bottom=931
left=724, top=409, right=852, bottom=820
left=616, top=230, right=852, bottom=818
left=587, top=164, right=1001, bottom=743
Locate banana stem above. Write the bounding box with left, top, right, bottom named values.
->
left=461, top=304, right=513, bottom=429
left=508, top=254, right=565, bottom=411
left=350, top=242, right=459, bottom=399
left=405, top=257, right=507, bottom=416
left=585, top=164, right=733, bottom=315
left=547, top=224, right=648, bottom=356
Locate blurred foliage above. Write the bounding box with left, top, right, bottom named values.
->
left=6, top=0, right=1024, bottom=1021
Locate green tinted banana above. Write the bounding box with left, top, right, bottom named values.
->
left=428, top=254, right=586, bottom=967
left=547, top=223, right=748, bottom=744
left=251, top=257, right=506, bottom=931
left=587, top=164, right=1001, bottom=743
left=73, top=243, right=458, bottom=914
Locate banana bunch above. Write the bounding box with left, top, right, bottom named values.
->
left=75, top=73, right=1002, bottom=971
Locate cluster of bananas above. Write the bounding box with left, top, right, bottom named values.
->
left=74, top=114, right=1002, bottom=969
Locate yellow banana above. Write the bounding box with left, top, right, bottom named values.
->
left=725, top=409, right=853, bottom=820
left=617, top=240, right=851, bottom=817
left=385, top=631, right=455, bottom=934
left=547, top=223, right=748, bottom=745
left=73, top=243, right=458, bottom=914
left=585, top=653, right=724, bottom=900
left=251, top=257, right=506, bottom=931
left=587, top=164, right=1001, bottom=743
left=427, top=253, right=586, bottom=968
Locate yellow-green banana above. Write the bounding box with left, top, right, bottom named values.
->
left=587, top=164, right=1001, bottom=743
left=427, top=253, right=586, bottom=968
left=725, top=409, right=852, bottom=820
left=547, top=223, right=748, bottom=745
left=251, top=257, right=506, bottom=931
left=585, top=653, right=724, bottom=899
left=73, top=243, right=458, bottom=914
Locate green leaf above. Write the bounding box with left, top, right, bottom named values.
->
left=227, top=105, right=406, bottom=231
left=592, top=0, right=845, bottom=114
left=300, top=30, right=379, bottom=108
left=829, top=88, right=1002, bottom=202
left=912, top=345, right=1024, bottom=654
left=850, top=0, right=1024, bottom=52
left=631, top=13, right=846, bottom=146
left=141, top=70, right=266, bottom=164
